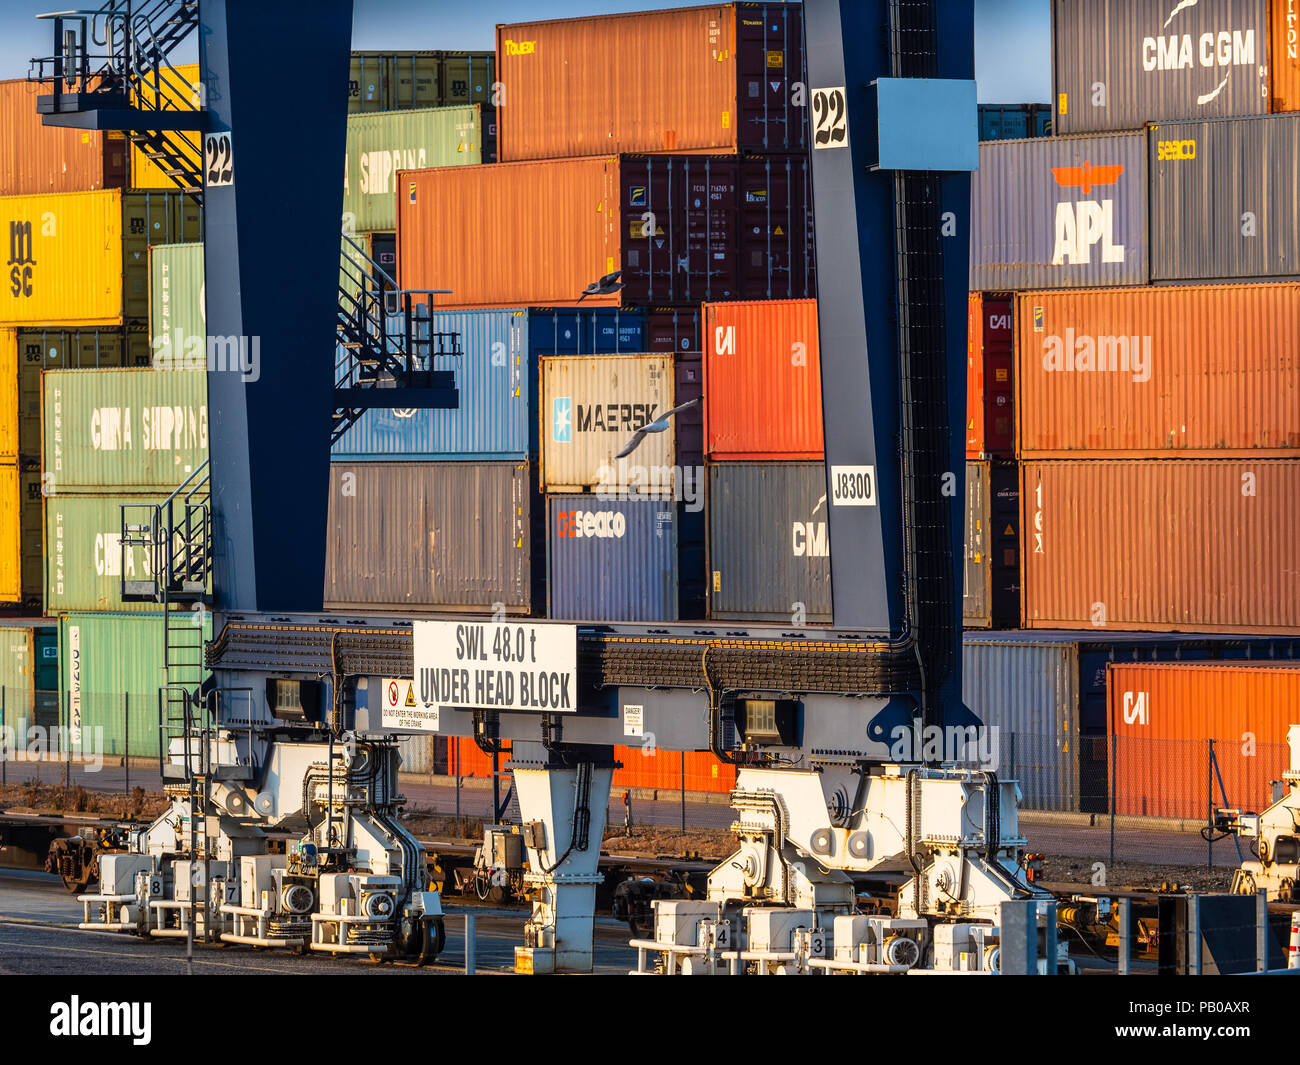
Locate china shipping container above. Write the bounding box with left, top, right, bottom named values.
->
left=0, top=80, right=126, bottom=195
left=707, top=461, right=830, bottom=622
left=1277, top=0, right=1300, bottom=111
left=129, top=64, right=201, bottom=189
left=966, top=292, right=1014, bottom=458
left=0, top=190, right=201, bottom=327
left=323, top=461, right=539, bottom=613
left=0, top=620, right=58, bottom=728
left=43, top=368, right=208, bottom=492
left=1149, top=113, right=1300, bottom=281
left=963, top=459, right=1019, bottom=629
left=1051, top=0, right=1271, bottom=134
left=703, top=298, right=822, bottom=459
left=977, top=103, right=1052, bottom=141
left=397, top=153, right=813, bottom=310
left=1107, top=661, right=1300, bottom=819
left=547, top=494, right=679, bottom=620
left=149, top=243, right=204, bottom=357
left=343, top=106, right=482, bottom=233
left=969, top=133, right=1148, bottom=290
left=540, top=354, right=675, bottom=493
left=1016, top=284, right=1300, bottom=455
left=1021, top=458, right=1300, bottom=633
left=496, top=4, right=806, bottom=161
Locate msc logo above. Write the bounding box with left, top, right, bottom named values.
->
left=1050, top=162, right=1126, bottom=266
left=552, top=397, right=572, bottom=443
left=1156, top=138, right=1197, bottom=160
left=8, top=220, right=35, bottom=298
left=556, top=509, right=626, bottom=539
left=1122, top=690, right=1149, bottom=726
left=792, top=521, right=828, bottom=557
left=503, top=39, right=535, bottom=56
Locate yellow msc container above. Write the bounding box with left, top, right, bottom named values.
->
left=0, top=463, right=21, bottom=604
left=0, top=328, right=16, bottom=463
left=130, top=63, right=201, bottom=188
left=0, top=189, right=201, bottom=327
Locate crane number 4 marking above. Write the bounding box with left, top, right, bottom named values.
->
left=205, top=133, right=234, bottom=187
left=812, top=87, right=848, bottom=149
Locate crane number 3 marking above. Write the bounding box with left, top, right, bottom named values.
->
left=205, top=133, right=235, bottom=187
left=812, top=87, right=848, bottom=149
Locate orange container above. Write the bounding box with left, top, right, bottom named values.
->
left=1275, top=0, right=1300, bottom=113
left=1021, top=458, right=1300, bottom=634
left=966, top=292, right=1013, bottom=459
left=703, top=298, right=822, bottom=459
left=0, top=80, right=126, bottom=195
left=449, top=738, right=511, bottom=778
left=1106, top=661, right=1300, bottom=819
left=613, top=747, right=737, bottom=795
left=1016, top=284, right=1300, bottom=456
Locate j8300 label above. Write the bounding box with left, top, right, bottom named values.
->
left=829, top=465, right=877, bottom=506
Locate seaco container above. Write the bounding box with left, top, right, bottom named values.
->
left=1016, top=284, right=1300, bottom=455
left=969, top=133, right=1148, bottom=291
left=703, top=298, right=822, bottom=459
left=540, top=354, right=675, bottom=493
left=1021, top=458, right=1300, bottom=634
left=547, top=494, right=679, bottom=621
left=963, top=459, right=1020, bottom=630
left=1051, top=0, right=1271, bottom=134
left=707, top=460, right=830, bottom=622
left=1149, top=113, right=1300, bottom=281
left=496, top=4, right=806, bottom=161
left=129, top=64, right=201, bottom=188
left=966, top=292, right=1014, bottom=458
left=149, top=243, right=204, bottom=359
left=0, top=190, right=201, bottom=327
left=324, top=460, right=538, bottom=613
left=42, top=368, right=208, bottom=492
left=0, top=80, right=126, bottom=195
left=1107, top=661, right=1300, bottom=819
left=343, top=106, right=482, bottom=233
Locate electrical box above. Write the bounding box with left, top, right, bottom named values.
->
left=239, top=854, right=285, bottom=909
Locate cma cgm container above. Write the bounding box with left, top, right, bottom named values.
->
left=969, top=133, right=1148, bottom=290
left=1107, top=661, right=1300, bottom=819
left=0, top=190, right=201, bottom=327
left=703, top=299, right=822, bottom=459
left=1021, top=459, right=1300, bottom=633
left=708, top=461, right=830, bottom=622
left=963, top=460, right=1019, bottom=629
left=547, top=494, right=678, bottom=620
left=0, top=80, right=125, bottom=195
left=324, top=461, right=538, bottom=613
left=397, top=154, right=813, bottom=309
left=129, top=64, right=200, bottom=188
left=496, top=4, right=806, bottom=161
left=149, top=243, right=204, bottom=356
left=966, top=293, right=1014, bottom=458
left=1149, top=113, right=1300, bottom=281
left=540, top=354, right=674, bottom=493
left=1016, top=284, right=1300, bottom=454
left=342, top=106, right=482, bottom=233
left=42, top=368, right=208, bottom=492
left=1051, top=0, right=1271, bottom=134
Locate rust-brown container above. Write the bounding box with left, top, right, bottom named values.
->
left=1021, top=458, right=1300, bottom=634
left=1016, top=284, right=1300, bottom=456
left=0, top=80, right=126, bottom=196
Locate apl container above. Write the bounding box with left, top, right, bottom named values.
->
left=129, top=63, right=201, bottom=188
left=0, top=79, right=126, bottom=195
left=707, top=460, right=831, bottom=622
left=323, top=461, right=538, bottom=613
left=703, top=298, right=822, bottom=459
left=964, top=459, right=1019, bottom=630
left=1149, top=113, right=1300, bottom=281
left=966, top=293, right=1014, bottom=458
left=1051, top=0, right=1271, bottom=133
left=1016, top=284, right=1300, bottom=454
left=1021, top=458, right=1300, bottom=633
left=969, top=133, right=1148, bottom=290
left=547, top=494, right=678, bottom=621
left=496, top=4, right=807, bottom=161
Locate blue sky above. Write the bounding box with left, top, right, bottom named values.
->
left=3, top=1, right=1050, bottom=103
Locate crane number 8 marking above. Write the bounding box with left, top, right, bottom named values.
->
left=812, top=87, right=848, bottom=149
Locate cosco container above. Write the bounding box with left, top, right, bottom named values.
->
left=1149, top=113, right=1300, bottom=281
left=1021, top=459, right=1300, bottom=633
left=149, top=243, right=204, bottom=359
left=1016, top=284, right=1300, bottom=454
left=1051, top=0, right=1270, bottom=133
left=970, top=133, right=1148, bottom=290
left=129, top=64, right=201, bottom=188
left=0, top=190, right=201, bottom=327
left=540, top=354, right=675, bottom=493
left=703, top=299, right=822, bottom=459
left=966, top=293, right=1014, bottom=458
left=496, top=4, right=806, bottom=161
left=0, top=79, right=125, bottom=195
left=547, top=494, right=678, bottom=621
left=963, top=460, right=1019, bottom=629
left=42, top=368, right=208, bottom=492
left=707, top=461, right=830, bottom=622
left=323, top=461, right=539, bottom=613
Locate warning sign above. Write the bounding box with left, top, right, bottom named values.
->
left=379, top=676, right=440, bottom=732
left=414, top=621, right=578, bottom=714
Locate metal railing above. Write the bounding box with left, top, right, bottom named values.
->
left=118, top=460, right=210, bottom=603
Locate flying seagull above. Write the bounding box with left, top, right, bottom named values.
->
left=616, top=398, right=700, bottom=459
left=577, top=270, right=624, bottom=302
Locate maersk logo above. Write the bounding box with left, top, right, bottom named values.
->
left=1050, top=162, right=1126, bottom=266
left=552, top=397, right=572, bottom=443
left=1041, top=329, right=1152, bottom=383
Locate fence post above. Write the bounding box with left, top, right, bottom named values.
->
left=1109, top=732, right=1116, bottom=869
left=1117, top=898, right=1131, bottom=975
left=1207, top=739, right=1214, bottom=873
left=63, top=688, right=70, bottom=791
left=680, top=750, right=686, bottom=835
left=1009, top=730, right=1016, bottom=783
left=1257, top=888, right=1269, bottom=973
left=1, top=684, right=6, bottom=787
left=124, top=691, right=130, bottom=797
left=464, top=913, right=476, bottom=974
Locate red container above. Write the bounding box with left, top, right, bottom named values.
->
left=0, top=80, right=126, bottom=196
left=704, top=298, right=822, bottom=459
left=1107, top=662, right=1300, bottom=819
left=966, top=293, right=1014, bottom=458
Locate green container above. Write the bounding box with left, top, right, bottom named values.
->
left=0, top=621, right=57, bottom=727
left=59, top=612, right=211, bottom=757
left=149, top=243, right=204, bottom=361
left=43, top=367, right=207, bottom=493
left=342, top=106, right=482, bottom=233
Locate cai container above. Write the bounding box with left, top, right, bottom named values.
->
left=966, top=292, right=1014, bottom=458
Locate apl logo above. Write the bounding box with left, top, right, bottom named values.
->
left=1050, top=161, right=1126, bottom=266
left=552, top=396, right=572, bottom=443
left=8, top=220, right=35, bottom=298
left=1122, top=691, right=1149, bottom=726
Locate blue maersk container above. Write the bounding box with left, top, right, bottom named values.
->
left=547, top=494, right=678, bottom=621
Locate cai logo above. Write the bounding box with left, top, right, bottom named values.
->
left=552, top=396, right=572, bottom=443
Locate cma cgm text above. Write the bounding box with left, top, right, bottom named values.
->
left=1141, top=30, right=1256, bottom=71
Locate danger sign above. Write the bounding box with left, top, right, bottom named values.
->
left=379, top=676, right=439, bottom=732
